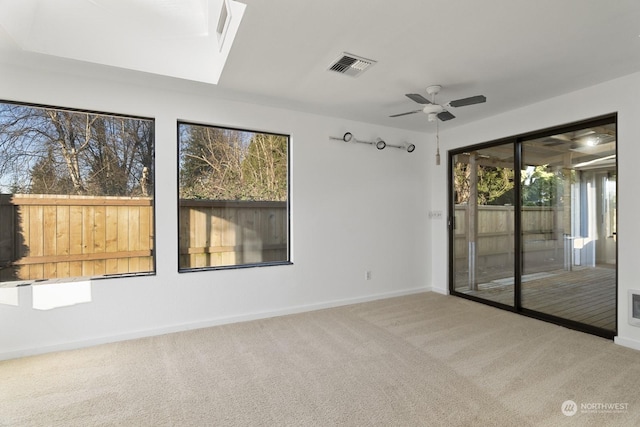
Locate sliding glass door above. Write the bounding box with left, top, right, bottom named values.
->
left=449, top=116, right=617, bottom=338
left=451, top=144, right=516, bottom=307
left=520, top=125, right=617, bottom=331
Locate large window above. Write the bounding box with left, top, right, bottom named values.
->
left=0, top=101, right=155, bottom=284
left=178, top=122, right=290, bottom=270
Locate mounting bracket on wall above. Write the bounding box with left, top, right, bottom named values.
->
left=329, top=132, right=415, bottom=153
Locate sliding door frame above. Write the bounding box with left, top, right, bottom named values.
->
left=447, top=114, right=618, bottom=339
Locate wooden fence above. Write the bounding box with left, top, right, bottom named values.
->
left=0, top=194, right=154, bottom=282
left=178, top=199, right=287, bottom=269
left=0, top=195, right=288, bottom=282
left=454, top=205, right=566, bottom=269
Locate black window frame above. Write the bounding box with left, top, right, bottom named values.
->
left=0, top=99, right=157, bottom=285
left=176, top=120, right=292, bottom=273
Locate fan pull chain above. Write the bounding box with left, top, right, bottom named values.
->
left=435, top=119, right=441, bottom=166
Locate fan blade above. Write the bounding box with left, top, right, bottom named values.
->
left=438, top=111, right=455, bottom=121
left=449, top=95, right=486, bottom=107
left=405, top=93, right=432, bottom=104
left=390, top=110, right=422, bottom=118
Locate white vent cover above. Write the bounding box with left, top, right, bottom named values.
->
left=629, top=290, right=640, bottom=326
left=327, top=52, right=376, bottom=77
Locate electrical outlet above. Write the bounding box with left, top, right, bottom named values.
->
left=365, top=271, right=372, bottom=280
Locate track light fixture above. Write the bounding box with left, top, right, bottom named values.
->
left=329, top=132, right=414, bottom=153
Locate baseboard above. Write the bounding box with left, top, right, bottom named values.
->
left=430, top=285, right=448, bottom=295
left=614, top=336, right=640, bottom=351
left=1, top=286, right=430, bottom=361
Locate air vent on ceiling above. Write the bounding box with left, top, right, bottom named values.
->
left=327, top=52, right=376, bottom=77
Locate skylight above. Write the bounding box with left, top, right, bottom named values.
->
left=0, top=0, right=246, bottom=84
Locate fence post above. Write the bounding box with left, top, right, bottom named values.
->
left=563, top=234, right=574, bottom=271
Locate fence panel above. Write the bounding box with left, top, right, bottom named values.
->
left=178, top=199, right=288, bottom=269
left=0, top=194, right=154, bottom=282
left=454, top=205, right=564, bottom=269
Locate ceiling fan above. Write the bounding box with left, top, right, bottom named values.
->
left=390, top=85, right=486, bottom=121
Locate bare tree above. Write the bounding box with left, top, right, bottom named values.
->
left=0, top=103, right=153, bottom=196
left=242, top=133, right=287, bottom=201
left=179, top=125, right=246, bottom=199
left=179, top=124, right=287, bottom=201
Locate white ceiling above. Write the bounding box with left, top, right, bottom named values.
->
left=1, top=0, right=640, bottom=133
left=0, top=0, right=246, bottom=84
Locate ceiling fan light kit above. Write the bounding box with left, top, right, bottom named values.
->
left=329, top=133, right=415, bottom=153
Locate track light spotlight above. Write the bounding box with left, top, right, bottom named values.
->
left=375, top=138, right=386, bottom=150
left=385, top=142, right=416, bottom=153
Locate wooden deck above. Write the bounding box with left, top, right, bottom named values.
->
left=457, top=266, right=616, bottom=331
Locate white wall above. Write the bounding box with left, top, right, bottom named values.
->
left=0, top=60, right=431, bottom=360
left=3, top=57, right=638, bottom=359
left=429, top=71, right=640, bottom=350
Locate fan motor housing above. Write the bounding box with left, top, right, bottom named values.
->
left=422, top=104, right=444, bottom=114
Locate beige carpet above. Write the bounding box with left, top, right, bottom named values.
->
left=2, top=292, right=640, bottom=426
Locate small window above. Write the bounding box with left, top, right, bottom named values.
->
left=0, top=101, right=155, bottom=284
left=178, top=122, right=290, bottom=270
